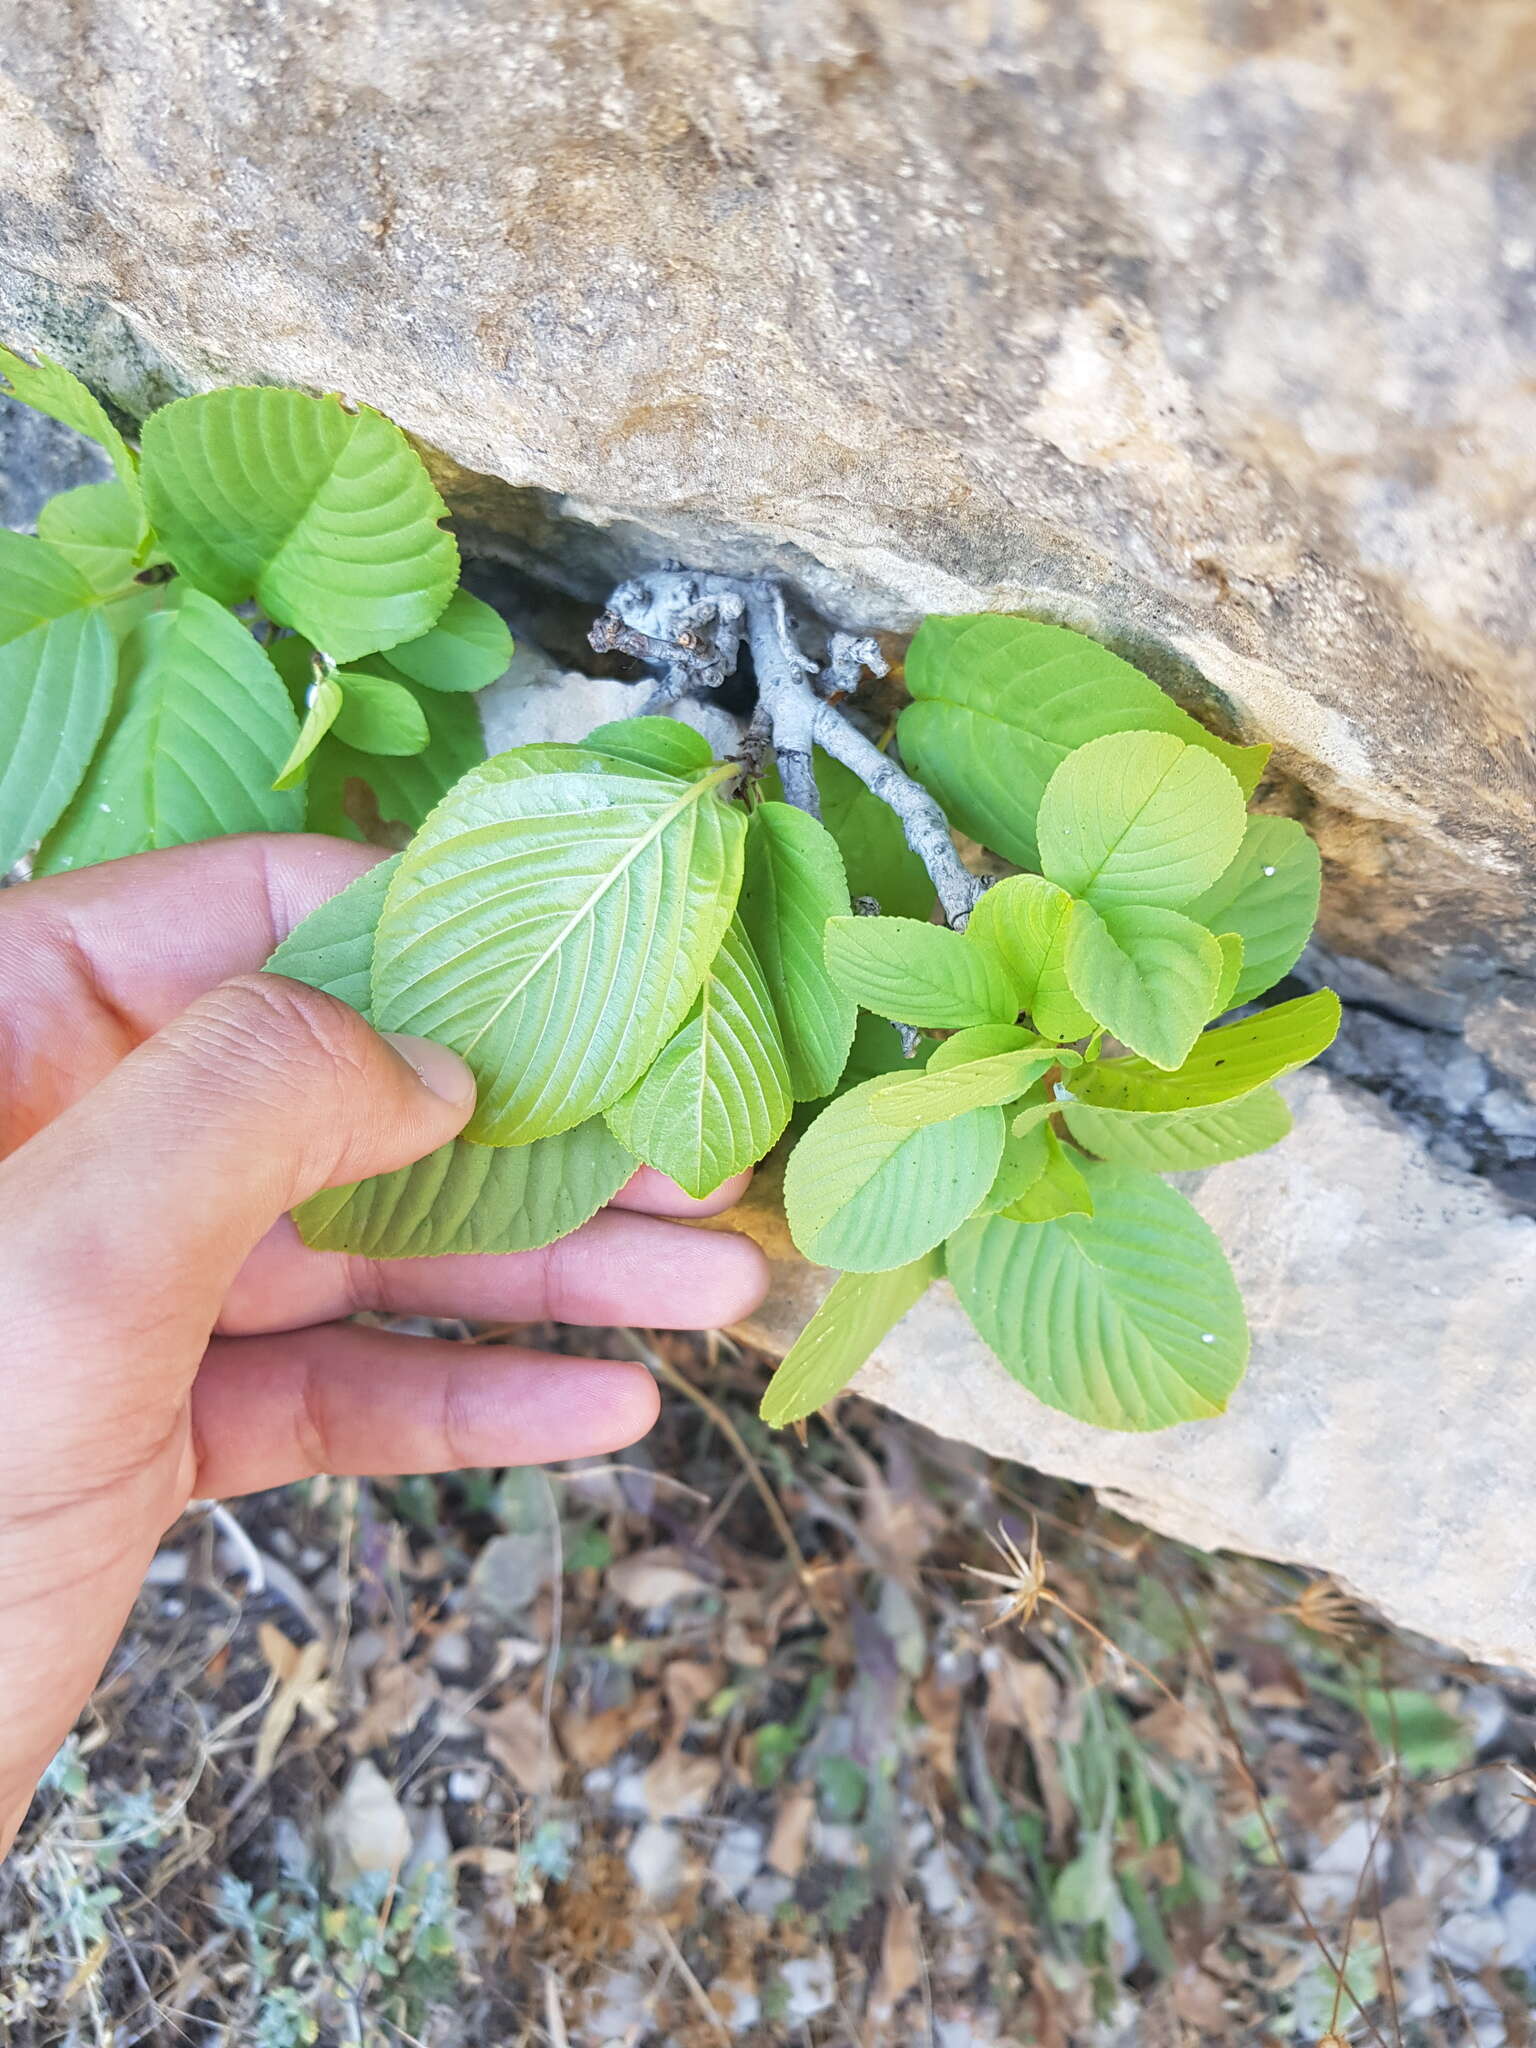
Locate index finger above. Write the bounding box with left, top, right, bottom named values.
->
left=0, top=834, right=384, bottom=1143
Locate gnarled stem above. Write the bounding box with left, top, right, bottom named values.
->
left=588, top=567, right=984, bottom=927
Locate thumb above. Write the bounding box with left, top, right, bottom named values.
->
left=0, top=971, right=475, bottom=1361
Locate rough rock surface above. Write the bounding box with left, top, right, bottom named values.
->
left=0, top=1, right=1533, bottom=1024
left=729, top=1069, right=1536, bottom=1672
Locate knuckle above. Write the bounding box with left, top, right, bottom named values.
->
left=184, top=975, right=376, bottom=1105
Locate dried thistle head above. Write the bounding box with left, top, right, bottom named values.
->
left=963, top=1519, right=1050, bottom=1631
left=1281, top=1577, right=1364, bottom=1643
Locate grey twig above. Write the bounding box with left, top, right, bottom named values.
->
left=591, top=568, right=983, bottom=926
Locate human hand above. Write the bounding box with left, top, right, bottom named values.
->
left=0, top=834, right=768, bottom=1849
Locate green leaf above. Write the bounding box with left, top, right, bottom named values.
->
left=383, top=587, right=513, bottom=693
left=767, top=748, right=935, bottom=919
left=0, top=531, right=117, bottom=869
left=585, top=716, right=714, bottom=778
left=824, top=915, right=1017, bottom=1028
left=947, top=1160, right=1249, bottom=1430
left=604, top=919, right=793, bottom=1199
left=926, top=1023, right=1041, bottom=1072
left=964, top=874, right=1095, bottom=1040
left=1182, top=814, right=1322, bottom=1003
left=297, top=1118, right=635, bottom=1257
left=0, top=347, right=144, bottom=513
left=738, top=801, right=856, bottom=1100
left=1063, top=901, right=1223, bottom=1070
left=273, top=671, right=345, bottom=788
left=263, top=856, right=399, bottom=1014
left=36, top=481, right=145, bottom=594
left=997, top=1126, right=1094, bottom=1222
left=332, top=668, right=431, bottom=755
left=1211, top=933, right=1244, bottom=1019
left=898, top=614, right=1268, bottom=869
left=1072, top=990, right=1342, bottom=1114
left=1063, top=1087, right=1292, bottom=1171
left=979, top=1106, right=1055, bottom=1212
left=36, top=589, right=302, bottom=872
left=784, top=1076, right=1003, bottom=1271
left=372, top=763, right=746, bottom=1143
left=868, top=1043, right=1064, bottom=1129
left=1037, top=731, right=1248, bottom=911
left=760, top=1254, right=940, bottom=1426
left=266, top=860, right=637, bottom=1256
left=140, top=387, right=457, bottom=661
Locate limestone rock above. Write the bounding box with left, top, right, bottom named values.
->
left=0, top=2, right=1532, bottom=1017
left=728, top=1070, right=1536, bottom=1672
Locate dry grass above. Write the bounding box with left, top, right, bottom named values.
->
left=5, top=1323, right=1534, bottom=2046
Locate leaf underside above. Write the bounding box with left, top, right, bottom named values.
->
left=372, top=764, right=746, bottom=1143
left=604, top=918, right=793, bottom=1199
left=264, top=854, right=638, bottom=1258
left=1063, top=1086, right=1292, bottom=1170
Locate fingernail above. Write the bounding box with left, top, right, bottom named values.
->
left=382, top=1032, right=477, bottom=1107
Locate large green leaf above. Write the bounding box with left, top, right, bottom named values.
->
left=36, top=482, right=145, bottom=595
left=585, top=716, right=713, bottom=778
left=824, top=915, right=1018, bottom=1028
left=0, top=347, right=144, bottom=515
left=1063, top=901, right=1223, bottom=1070
left=1037, top=731, right=1248, bottom=911
left=766, top=749, right=935, bottom=920
left=899, top=615, right=1268, bottom=869
left=604, top=918, right=793, bottom=1198
left=0, top=531, right=117, bottom=869
left=965, top=874, right=1094, bottom=1040
left=784, top=1075, right=1003, bottom=1271
left=760, top=1254, right=939, bottom=1427
left=297, top=1118, right=635, bottom=1257
left=947, top=1160, right=1249, bottom=1431
left=265, top=859, right=638, bottom=1256
left=383, top=588, right=513, bottom=693
left=263, top=857, right=399, bottom=1014
left=140, top=387, right=457, bottom=661
left=1182, top=814, right=1321, bottom=1003
left=996, top=1126, right=1093, bottom=1222
left=738, top=801, right=856, bottom=1099
left=372, top=763, right=746, bottom=1143
left=1063, top=1087, right=1292, bottom=1170
left=868, top=1043, right=1064, bottom=1128
left=1072, top=990, right=1341, bottom=1114
left=35, top=588, right=301, bottom=872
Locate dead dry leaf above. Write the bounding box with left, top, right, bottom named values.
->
left=870, top=1893, right=923, bottom=2019
left=253, top=1623, right=334, bottom=1783
left=641, top=1747, right=720, bottom=1820
left=766, top=1787, right=815, bottom=1877
left=480, top=1694, right=563, bottom=1795
left=324, top=1758, right=411, bottom=1886
left=607, top=1546, right=715, bottom=1610
left=558, top=1693, right=660, bottom=1771
left=346, top=1658, right=436, bottom=1754
left=985, top=1651, right=1071, bottom=1849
